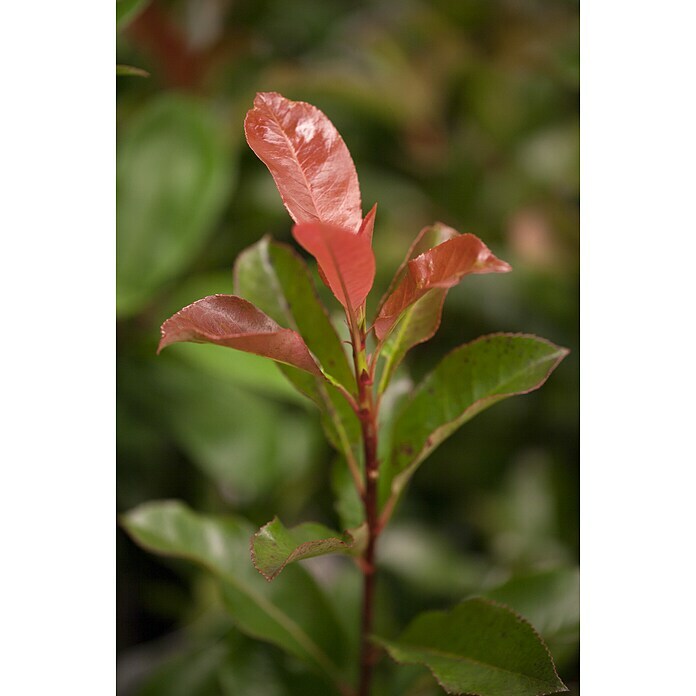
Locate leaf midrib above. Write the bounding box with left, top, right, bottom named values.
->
left=405, top=348, right=566, bottom=466
left=390, top=642, right=559, bottom=690
left=266, top=104, right=323, bottom=221
left=122, top=519, right=343, bottom=685
left=383, top=342, right=567, bottom=510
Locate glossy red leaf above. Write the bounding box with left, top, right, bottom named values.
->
left=293, top=222, right=376, bottom=312
left=313, top=203, right=377, bottom=292
left=358, top=203, right=377, bottom=245
left=244, top=92, right=363, bottom=232
left=375, top=231, right=511, bottom=340
left=158, top=294, right=323, bottom=376
left=375, top=223, right=459, bottom=317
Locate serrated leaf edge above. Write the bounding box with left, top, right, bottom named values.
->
left=251, top=518, right=368, bottom=582
left=376, top=597, right=568, bottom=696
left=119, top=501, right=345, bottom=684
left=383, top=333, right=569, bottom=517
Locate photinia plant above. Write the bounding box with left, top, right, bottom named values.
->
left=122, top=92, right=570, bottom=696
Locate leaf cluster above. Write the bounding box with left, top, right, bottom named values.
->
left=121, top=92, right=571, bottom=696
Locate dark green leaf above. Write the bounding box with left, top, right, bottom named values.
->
left=377, top=598, right=567, bottom=696
left=116, top=64, right=150, bottom=77
left=252, top=517, right=366, bottom=581
left=117, top=96, right=231, bottom=316
left=116, top=0, right=150, bottom=31
left=381, top=334, right=568, bottom=512
left=121, top=501, right=350, bottom=690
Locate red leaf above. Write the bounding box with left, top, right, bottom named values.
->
left=375, top=230, right=511, bottom=340
left=292, top=222, right=375, bottom=312
left=244, top=92, right=363, bottom=232
left=358, top=203, right=377, bottom=245
left=158, top=295, right=322, bottom=376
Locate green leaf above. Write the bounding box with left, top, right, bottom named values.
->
left=483, top=569, right=580, bottom=670
left=331, top=456, right=365, bottom=529
left=116, top=64, right=150, bottom=77
left=379, top=289, right=447, bottom=392
left=278, top=367, right=363, bottom=485
left=121, top=501, right=350, bottom=690
left=377, top=376, right=413, bottom=464
left=252, top=517, right=367, bottom=581
left=377, top=598, right=567, bottom=696
left=118, top=357, right=317, bottom=504
left=169, top=342, right=305, bottom=405
left=381, top=334, right=569, bottom=513
left=117, top=96, right=231, bottom=316
left=116, top=0, right=150, bottom=31
left=234, top=237, right=355, bottom=393
left=234, top=237, right=362, bottom=477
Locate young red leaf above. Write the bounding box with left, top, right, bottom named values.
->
left=244, top=92, right=363, bottom=232
left=358, top=203, right=377, bottom=245
left=375, top=232, right=511, bottom=340
left=158, top=294, right=323, bottom=377
left=373, top=224, right=458, bottom=392
left=314, top=204, right=377, bottom=291
left=293, top=221, right=376, bottom=312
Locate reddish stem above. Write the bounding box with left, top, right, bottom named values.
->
left=352, top=324, right=381, bottom=696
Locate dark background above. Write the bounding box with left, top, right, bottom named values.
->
left=117, top=0, right=579, bottom=693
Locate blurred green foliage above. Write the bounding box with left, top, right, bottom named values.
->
left=117, top=0, right=578, bottom=693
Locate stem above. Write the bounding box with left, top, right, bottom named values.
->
left=358, top=409, right=379, bottom=696
left=351, top=314, right=381, bottom=696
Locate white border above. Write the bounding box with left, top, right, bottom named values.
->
left=0, top=1, right=115, bottom=693
left=582, top=1, right=696, bottom=693
left=1, top=1, right=695, bottom=693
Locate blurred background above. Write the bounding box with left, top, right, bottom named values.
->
left=117, top=0, right=579, bottom=693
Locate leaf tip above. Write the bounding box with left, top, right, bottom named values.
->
left=156, top=316, right=177, bottom=354
left=494, top=258, right=513, bottom=273
left=358, top=203, right=378, bottom=243
left=250, top=517, right=281, bottom=582
left=254, top=91, right=282, bottom=106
